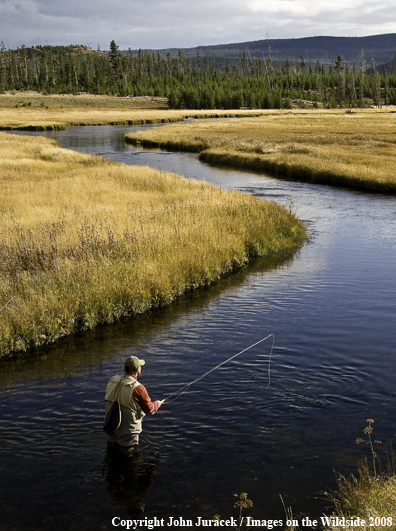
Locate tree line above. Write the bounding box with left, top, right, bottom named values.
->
left=1, top=40, right=396, bottom=109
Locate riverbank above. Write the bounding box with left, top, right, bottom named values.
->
left=0, top=92, right=265, bottom=130
left=125, top=109, right=396, bottom=194
left=0, top=131, right=306, bottom=358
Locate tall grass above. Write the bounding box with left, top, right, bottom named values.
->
left=325, top=459, right=396, bottom=531
left=126, top=109, right=396, bottom=193
left=0, top=132, right=306, bottom=357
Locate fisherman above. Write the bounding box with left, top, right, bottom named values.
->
left=104, top=355, right=163, bottom=450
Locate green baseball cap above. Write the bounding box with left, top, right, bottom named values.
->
left=125, top=355, right=146, bottom=372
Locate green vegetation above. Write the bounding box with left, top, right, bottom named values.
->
left=126, top=109, right=396, bottom=194
left=0, top=132, right=306, bottom=357
left=1, top=42, right=396, bottom=109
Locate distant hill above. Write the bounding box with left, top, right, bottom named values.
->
left=377, top=57, right=396, bottom=74
left=134, top=33, right=396, bottom=67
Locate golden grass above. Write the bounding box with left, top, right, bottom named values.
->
left=126, top=108, right=396, bottom=193
left=0, top=92, right=266, bottom=130
left=0, top=92, right=169, bottom=109
left=324, top=460, right=396, bottom=531
left=0, top=132, right=306, bottom=357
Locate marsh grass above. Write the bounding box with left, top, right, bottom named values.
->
left=126, top=109, right=396, bottom=193
left=0, top=92, right=265, bottom=130
left=0, top=132, right=306, bottom=357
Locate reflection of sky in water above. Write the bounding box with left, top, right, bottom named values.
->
left=2, top=125, right=396, bottom=528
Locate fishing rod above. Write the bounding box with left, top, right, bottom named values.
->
left=160, top=333, right=275, bottom=405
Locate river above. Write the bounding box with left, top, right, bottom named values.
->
left=1, top=124, right=396, bottom=530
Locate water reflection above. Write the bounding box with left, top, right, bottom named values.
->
left=104, top=443, right=159, bottom=516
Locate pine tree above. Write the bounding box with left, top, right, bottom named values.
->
left=335, top=55, right=346, bottom=107
left=358, top=49, right=366, bottom=107
left=370, top=58, right=381, bottom=107
left=349, top=66, right=358, bottom=108
left=384, top=73, right=390, bottom=107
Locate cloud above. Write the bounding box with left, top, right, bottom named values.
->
left=0, top=0, right=395, bottom=50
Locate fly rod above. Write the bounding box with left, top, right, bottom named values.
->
left=160, top=333, right=275, bottom=405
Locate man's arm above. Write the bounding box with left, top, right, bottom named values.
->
left=133, top=385, right=161, bottom=414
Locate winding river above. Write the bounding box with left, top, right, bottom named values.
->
left=1, top=124, right=396, bottom=530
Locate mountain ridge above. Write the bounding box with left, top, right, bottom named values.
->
left=132, top=33, right=396, bottom=66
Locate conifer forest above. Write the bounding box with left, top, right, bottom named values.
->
left=1, top=40, right=396, bottom=109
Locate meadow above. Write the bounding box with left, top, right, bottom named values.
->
left=0, top=92, right=265, bottom=130
left=0, top=131, right=306, bottom=357
left=126, top=108, right=396, bottom=193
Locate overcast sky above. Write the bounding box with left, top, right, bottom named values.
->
left=1, top=0, right=396, bottom=50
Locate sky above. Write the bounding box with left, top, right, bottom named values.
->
left=1, top=0, right=396, bottom=51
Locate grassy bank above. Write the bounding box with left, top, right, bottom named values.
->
left=125, top=109, right=396, bottom=194
left=0, top=92, right=265, bottom=130
left=0, top=132, right=306, bottom=357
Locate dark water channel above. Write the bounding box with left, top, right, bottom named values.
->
left=1, top=124, right=396, bottom=530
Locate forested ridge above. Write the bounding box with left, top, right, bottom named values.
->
left=1, top=40, right=396, bottom=109
left=145, top=34, right=396, bottom=65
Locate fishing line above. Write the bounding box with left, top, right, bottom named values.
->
left=0, top=298, right=13, bottom=314
left=161, top=333, right=275, bottom=405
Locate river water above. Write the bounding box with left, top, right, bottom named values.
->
left=1, top=124, right=396, bottom=530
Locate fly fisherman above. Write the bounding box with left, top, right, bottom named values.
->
left=104, top=356, right=163, bottom=450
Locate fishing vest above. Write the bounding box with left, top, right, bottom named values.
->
left=105, top=374, right=146, bottom=446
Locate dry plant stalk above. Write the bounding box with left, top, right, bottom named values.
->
left=356, top=418, right=382, bottom=478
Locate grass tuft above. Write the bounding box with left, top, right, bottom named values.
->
left=326, top=459, right=396, bottom=530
